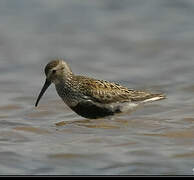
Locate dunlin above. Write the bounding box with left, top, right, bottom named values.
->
left=35, top=59, right=165, bottom=119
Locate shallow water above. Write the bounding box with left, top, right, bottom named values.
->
left=0, top=0, right=194, bottom=175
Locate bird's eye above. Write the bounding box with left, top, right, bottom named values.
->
left=52, top=70, right=56, bottom=74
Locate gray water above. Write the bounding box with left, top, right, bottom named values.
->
left=0, top=0, right=194, bottom=175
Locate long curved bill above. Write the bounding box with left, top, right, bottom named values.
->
left=35, top=79, right=51, bottom=107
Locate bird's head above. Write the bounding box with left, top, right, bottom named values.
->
left=35, top=59, right=72, bottom=107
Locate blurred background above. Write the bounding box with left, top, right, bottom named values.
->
left=0, top=0, right=194, bottom=175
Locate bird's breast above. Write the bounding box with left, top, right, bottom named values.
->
left=55, top=83, right=87, bottom=107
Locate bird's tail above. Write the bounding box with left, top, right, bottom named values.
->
left=141, top=93, right=166, bottom=104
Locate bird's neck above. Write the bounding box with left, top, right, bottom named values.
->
left=55, top=73, right=75, bottom=91
left=55, top=74, right=79, bottom=107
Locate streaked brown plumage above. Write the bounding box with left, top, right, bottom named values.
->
left=35, top=59, right=166, bottom=119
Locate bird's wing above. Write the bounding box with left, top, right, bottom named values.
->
left=76, top=76, right=160, bottom=104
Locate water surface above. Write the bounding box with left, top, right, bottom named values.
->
left=0, top=0, right=194, bottom=175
